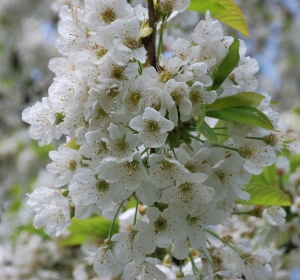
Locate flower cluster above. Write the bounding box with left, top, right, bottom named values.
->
left=22, top=0, right=283, bottom=278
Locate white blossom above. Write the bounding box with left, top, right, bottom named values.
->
left=263, top=206, right=286, bottom=226
left=129, top=107, right=174, bottom=148
left=27, top=187, right=71, bottom=236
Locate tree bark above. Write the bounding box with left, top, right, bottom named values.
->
left=144, top=0, right=158, bottom=68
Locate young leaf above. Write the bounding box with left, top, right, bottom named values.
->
left=198, top=121, right=218, bottom=144
left=207, top=92, right=267, bottom=109
left=210, top=37, right=240, bottom=91
left=188, top=0, right=249, bottom=37
left=236, top=183, right=291, bottom=206
left=66, top=138, right=80, bottom=150
left=206, top=106, right=274, bottom=130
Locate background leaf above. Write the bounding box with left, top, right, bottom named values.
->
left=236, top=183, right=291, bottom=206
left=60, top=216, right=117, bottom=246
left=206, top=106, right=274, bottom=130
left=188, top=0, right=249, bottom=37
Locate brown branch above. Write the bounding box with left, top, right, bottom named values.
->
left=144, top=0, right=158, bottom=68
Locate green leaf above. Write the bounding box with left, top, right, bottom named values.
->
left=59, top=234, right=88, bottom=246
left=207, top=92, right=279, bottom=109
left=210, top=37, right=240, bottom=91
left=12, top=225, right=50, bottom=242
left=290, top=154, right=300, bottom=173
left=32, top=141, right=54, bottom=159
left=292, top=106, right=300, bottom=115
left=206, top=106, right=274, bottom=130
left=236, top=183, right=291, bottom=206
left=207, top=92, right=267, bottom=109
left=188, top=0, right=249, bottom=37
left=60, top=216, right=118, bottom=246
left=250, top=165, right=277, bottom=186
left=213, top=120, right=228, bottom=144
left=198, top=121, right=217, bottom=144
left=196, top=103, right=206, bottom=131
left=68, top=216, right=113, bottom=235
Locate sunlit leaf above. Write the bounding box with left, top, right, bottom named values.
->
left=188, top=0, right=249, bottom=36
left=206, top=106, right=274, bottom=130
left=236, top=183, right=291, bottom=206
left=250, top=165, right=277, bottom=186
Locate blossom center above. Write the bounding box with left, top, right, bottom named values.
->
left=215, top=170, right=227, bottom=184
left=187, top=215, right=198, bottom=226
left=125, top=160, right=139, bottom=174
left=98, top=141, right=108, bottom=154
left=96, top=106, right=109, bottom=119
left=101, top=7, right=116, bottom=24
left=129, top=91, right=142, bottom=105
left=107, top=87, right=119, bottom=98
left=96, top=179, right=110, bottom=192
left=190, top=90, right=202, bottom=105
left=179, top=182, right=192, bottom=193
left=67, top=160, right=77, bottom=171
left=185, top=163, right=196, bottom=173
left=115, top=137, right=129, bottom=151
left=159, top=70, right=173, bottom=83
left=129, top=230, right=138, bottom=242
left=96, top=46, right=108, bottom=59
left=153, top=215, right=168, bottom=232
left=124, top=35, right=141, bottom=50
left=238, top=147, right=254, bottom=159
left=145, top=120, right=160, bottom=132
left=170, top=91, right=182, bottom=106
left=111, top=67, right=125, bottom=81
left=161, top=159, right=174, bottom=170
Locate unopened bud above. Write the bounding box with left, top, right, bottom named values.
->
left=176, top=271, right=185, bottom=278
left=60, top=189, right=69, bottom=197
left=104, top=238, right=111, bottom=245
left=162, top=254, right=172, bottom=267
left=138, top=204, right=147, bottom=215
left=139, top=27, right=153, bottom=38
